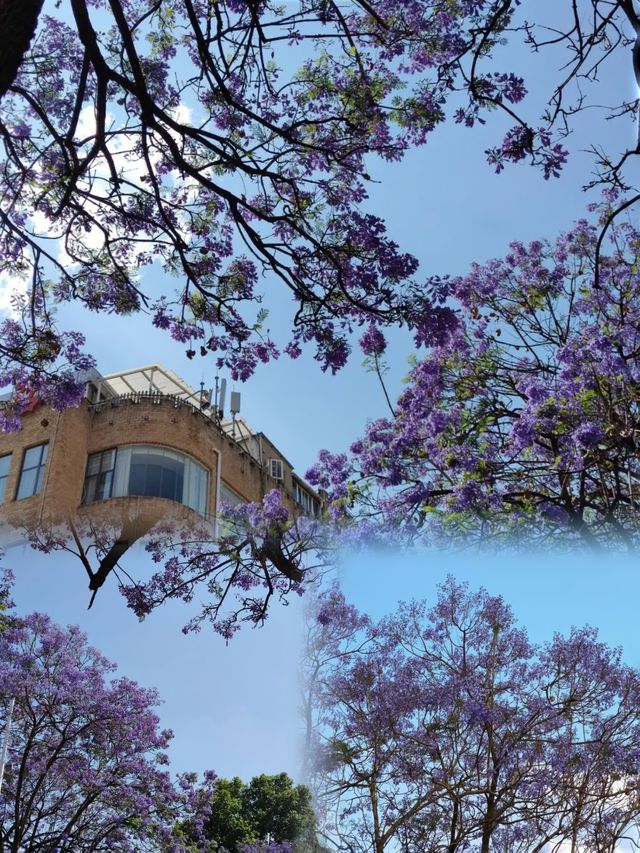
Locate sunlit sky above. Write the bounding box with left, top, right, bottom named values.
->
left=6, top=0, right=640, bottom=786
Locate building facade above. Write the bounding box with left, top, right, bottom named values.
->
left=0, top=365, right=322, bottom=550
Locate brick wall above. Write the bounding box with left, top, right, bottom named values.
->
left=0, top=395, right=307, bottom=546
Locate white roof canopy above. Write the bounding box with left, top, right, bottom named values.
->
left=97, top=365, right=258, bottom=440
left=100, top=364, right=202, bottom=403
left=88, top=364, right=320, bottom=498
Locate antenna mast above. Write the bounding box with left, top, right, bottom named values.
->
left=230, top=391, right=241, bottom=438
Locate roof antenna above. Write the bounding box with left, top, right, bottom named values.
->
left=212, top=376, right=226, bottom=419
left=218, top=378, right=227, bottom=420
left=230, top=390, right=241, bottom=438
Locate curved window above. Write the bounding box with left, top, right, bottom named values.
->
left=83, top=445, right=209, bottom=515
left=129, top=447, right=184, bottom=503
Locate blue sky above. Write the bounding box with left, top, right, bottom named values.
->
left=9, top=542, right=307, bottom=782
left=6, top=0, right=640, bottom=789
left=339, top=548, right=640, bottom=668
left=12, top=543, right=639, bottom=785
left=42, top=0, right=638, bottom=479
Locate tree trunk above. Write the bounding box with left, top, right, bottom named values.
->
left=480, top=815, right=493, bottom=853
left=481, top=769, right=499, bottom=853
left=447, top=798, right=459, bottom=853
left=0, top=0, right=45, bottom=100
left=370, top=776, right=385, bottom=853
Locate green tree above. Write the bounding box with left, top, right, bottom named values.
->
left=244, top=774, right=317, bottom=847
left=203, top=772, right=318, bottom=851
left=206, top=777, right=255, bottom=851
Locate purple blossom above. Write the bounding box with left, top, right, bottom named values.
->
left=312, top=214, right=640, bottom=549
left=307, top=577, right=640, bottom=851
left=0, top=0, right=597, bottom=411
left=359, top=323, right=387, bottom=356
left=0, top=585, right=216, bottom=851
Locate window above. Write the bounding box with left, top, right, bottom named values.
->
left=216, top=482, right=247, bottom=536
left=128, top=447, right=185, bottom=503
left=16, top=443, right=48, bottom=499
left=219, top=481, right=245, bottom=508
left=294, top=482, right=319, bottom=517
left=82, top=449, right=116, bottom=504
left=0, top=454, right=11, bottom=502
left=269, top=458, right=284, bottom=480
left=81, top=445, right=209, bottom=515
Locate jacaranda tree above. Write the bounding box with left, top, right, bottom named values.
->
left=30, top=489, right=328, bottom=638
left=121, top=492, right=326, bottom=637
left=307, top=210, right=640, bottom=549
left=0, top=0, right=638, bottom=427
left=305, top=578, right=640, bottom=853
left=0, top=572, right=217, bottom=852
left=3, top=1, right=640, bottom=628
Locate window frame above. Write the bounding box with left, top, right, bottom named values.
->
left=16, top=443, right=48, bottom=500
left=269, top=458, right=284, bottom=481
left=219, top=481, right=246, bottom=508
left=128, top=446, right=185, bottom=504
left=82, top=444, right=209, bottom=516
left=294, top=481, right=318, bottom=517
left=82, top=448, right=117, bottom=504
left=0, top=453, right=11, bottom=503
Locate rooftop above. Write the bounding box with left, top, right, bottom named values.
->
left=96, top=364, right=257, bottom=440
left=93, top=364, right=301, bottom=486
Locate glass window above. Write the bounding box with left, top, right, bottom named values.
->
left=0, top=454, right=11, bottom=503
left=82, top=445, right=209, bottom=515
left=219, top=481, right=245, bottom=508
left=129, top=447, right=185, bottom=503
left=217, top=481, right=246, bottom=536
left=294, top=482, right=320, bottom=517
left=185, top=459, right=208, bottom=513
left=16, top=443, right=48, bottom=500
left=270, top=459, right=284, bottom=480
left=82, top=449, right=117, bottom=504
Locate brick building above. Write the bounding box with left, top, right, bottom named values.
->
left=0, top=364, right=322, bottom=552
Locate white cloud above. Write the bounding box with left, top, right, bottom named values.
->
left=0, top=273, right=29, bottom=317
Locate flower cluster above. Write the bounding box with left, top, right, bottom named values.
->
left=118, top=491, right=327, bottom=638
left=0, top=290, right=95, bottom=431
left=306, top=576, right=640, bottom=851
left=0, top=0, right=587, bottom=414
left=0, top=585, right=217, bottom=851
left=310, top=214, right=640, bottom=548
